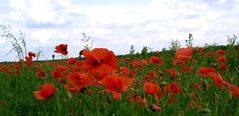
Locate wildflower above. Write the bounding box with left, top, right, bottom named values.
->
left=28, top=52, right=36, bottom=58
left=199, top=47, right=204, bottom=56
left=196, top=67, right=216, bottom=76
left=207, top=72, right=225, bottom=88
left=149, top=56, right=164, bottom=65
left=166, top=82, right=182, bottom=95
left=25, top=56, right=33, bottom=66
left=149, top=70, right=156, bottom=79
left=141, top=59, right=148, bottom=65
left=36, top=70, right=45, bottom=78
left=54, top=44, right=68, bottom=55
left=220, top=63, right=228, bottom=70
left=67, top=72, right=93, bottom=91
left=206, top=52, right=213, bottom=57
left=56, top=64, right=68, bottom=72
left=66, top=57, right=77, bottom=65
left=167, top=68, right=177, bottom=77
left=144, top=82, right=161, bottom=95
left=216, top=49, right=226, bottom=55
left=120, top=66, right=130, bottom=76
left=129, top=95, right=147, bottom=107
left=198, top=47, right=204, bottom=52
left=175, top=47, right=194, bottom=61
left=217, top=56, right=227, bottom=63
left=99, top=74, right=132, bottom=100
left=181, top=66, right=191, bottom=73
left=228, top=85, right=239, bottom=97
left=64, top=84, right=77, bottom=93
left=131, top=59, right=138, bottom=67
left=52, top=70, right=61, bottom=78
left=82, top=48, right=118, bottom=80
left=34, top=83, right=56, bottom=100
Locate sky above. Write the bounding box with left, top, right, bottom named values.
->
left=0, top=0, right=239, bottom=62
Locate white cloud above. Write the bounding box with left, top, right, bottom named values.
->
left=0, top=0, right=239, bottom=61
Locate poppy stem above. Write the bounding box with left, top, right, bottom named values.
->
left=107, top=99, right=124, bottom=116
left=79, top=93, right=94, bottom=112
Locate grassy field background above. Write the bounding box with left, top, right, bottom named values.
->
left=0, top=45, right=239, bottom=116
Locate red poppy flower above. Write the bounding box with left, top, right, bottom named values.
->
left=82, top=48, right=118, bottom=80
left=64, top=84, right=77, bottom=93
left=36, top=70, right=45, bottom=78
left=99, top=74, right=132, bottom=100
left=220, top=63, right=228, bottom=70
left=196, top=67, right=216, bottom=76
left=208, top=72, right=225, bottom=88
left=149, top=70, right=156, bottom=78
left=198, top=47, right=204, bottom=52
left=56, top=64, right=68, bottom=72
left=144, top=82, right=161, bottom=95
left=141, top=59, right=148, bottom=65
left=120, top=66, right=130, bottom=76
left=149, top=56, right=164, bottom=65
left=25, top=56, right=33, bottom=66
left=216, top=49, right=226, bottom=55
left=175, top=47, right=194, bottom=61
left=28, top=52, right=36, bottom=58
left=217, top=56, right=227, bottom=62
left=67, top=72, right=93, bottom=91
left=206, top=52, right=213, bottom=57
left=166, top=82, right=182, bottom=95
left=34, top=83, right=56, bottom=100
left=181, top=66, right=191, bottom=73
left=66, top=57, right=77, bottom=65
left=52, top=70, right=61, bottom=78
left=131, top=59, right=139, bottom=67
left=198, top=47, right=204, bottom=56
left=167, top=68, right=177, bottom=77
left=54, top=44, right=68, bottom=55
left=128, top=95, right=147, bottom=107
left=228, top=85, right=239, bottom=97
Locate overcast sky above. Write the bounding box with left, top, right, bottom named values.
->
left=0, top=0, right=239, bottom=62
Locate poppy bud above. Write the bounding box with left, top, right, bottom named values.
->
left=151, top=104, right=161, bottom=112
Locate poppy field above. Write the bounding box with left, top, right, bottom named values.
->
left=0, top=44, right=239, bottom=115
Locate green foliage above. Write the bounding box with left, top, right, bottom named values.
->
left=0, top=25, right=27, bottom=60
left=81, top=33, right=93, bottom=50
left=0, top=35, right=239, bottom=115
left=169, top=39, right=180, bottom=50
left=141, top=46, right=148, bottom=55
left=185, top=33, right=193, bottom=47
left=227, top=34, right=237, bottom=46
